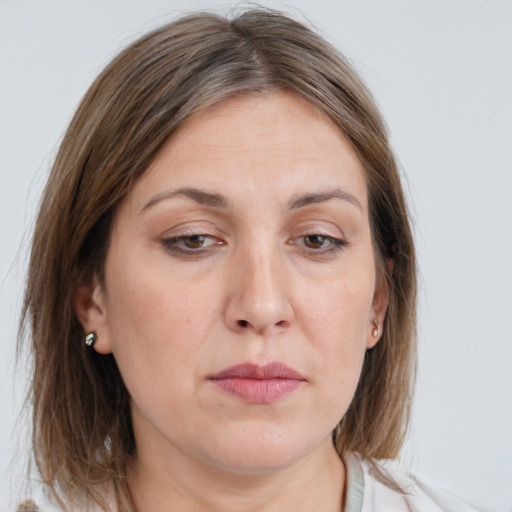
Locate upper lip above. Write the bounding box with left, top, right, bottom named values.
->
left=209, top=362, right=305, bottom=381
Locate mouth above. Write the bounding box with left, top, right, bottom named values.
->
left=208, top=362, right=306, bottom=404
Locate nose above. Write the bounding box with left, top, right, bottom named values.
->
left=224, top=245, right=294, bottom=336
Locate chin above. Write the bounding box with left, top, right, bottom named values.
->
left=203, top=423, right=327, bottom=476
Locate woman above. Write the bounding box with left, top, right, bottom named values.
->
left=18, top=8, right=477, bottom=512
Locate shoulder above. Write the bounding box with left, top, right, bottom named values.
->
left=14, top=489, right=115, bottom=512
left=14, top=497, right=63, bottom=512
left=14, top=501, right=111, bottom=512
left=14, top=498, right=61, bottom=512
left=344, top=452, right=480, bottom=512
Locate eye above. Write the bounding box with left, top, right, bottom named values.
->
left=303, top=234, right=333, bottom=249
left=162, top=234, right=223, bottom=255
left=292, top=233, right=346, bottom=253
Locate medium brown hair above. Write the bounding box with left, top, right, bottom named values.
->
left=20, top=8, right=416, bottom=510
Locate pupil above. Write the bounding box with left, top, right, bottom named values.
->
left=305, top=235, right=325, bottom=248
left=185, top=235, right=205, bottom=248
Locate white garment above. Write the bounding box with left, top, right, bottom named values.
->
left=344, top=452, right=478, bottom=512
left=21, top=453, right=478, bottom=512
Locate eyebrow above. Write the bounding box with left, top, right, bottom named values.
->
left=140, top=186, right=362, bottom=213
left=141, top=187, right=229, bottom=212
left=287, top=188, right=363, bottom=211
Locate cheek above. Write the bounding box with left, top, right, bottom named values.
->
left=103, top=275, right=220, bottom=434
left=107, top=253, right=215, bottom=340
left=103, top=253, right=223, bottom=400
left=298, top=266, right=375, bottom=343
left=296, top=265, right=374, bottom=394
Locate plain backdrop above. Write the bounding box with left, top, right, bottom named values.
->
left=1, top=1, right=511, bottom=511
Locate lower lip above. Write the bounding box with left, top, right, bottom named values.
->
left=211, top=378, right=303, bottom=404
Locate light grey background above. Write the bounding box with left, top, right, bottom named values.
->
left=1, top=1, right=511, bottom=511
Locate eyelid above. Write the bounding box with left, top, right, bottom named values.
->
left=291, top=220, right=346, bottom=239
left=158, top=218, right=228, bottom=238
left=291, top=234, right=346, bottom=249
left=161, top=234, right=225, bottom=257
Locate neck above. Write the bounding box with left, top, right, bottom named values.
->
left=127, top=439, right=345, bottom=512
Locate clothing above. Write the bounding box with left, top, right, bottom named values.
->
left=19, top=453, right=478, bottom=512
left=343, top=452, right=478, bottom=512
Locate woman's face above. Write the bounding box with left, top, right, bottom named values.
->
left=83, top=92, right=387, bottom=476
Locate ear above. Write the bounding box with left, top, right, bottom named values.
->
left=74, top=279, right=113, bottom=354
left=367, top=258, right=393, bottom=349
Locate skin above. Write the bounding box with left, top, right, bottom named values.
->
left=76, top=91, right=388, bottom=512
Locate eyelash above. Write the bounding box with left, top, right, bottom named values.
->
left=161, top=232, right=347, bottom=257
left=161, top=234, right=223, bottom=256
left=294, top=234, right=347, bottom=253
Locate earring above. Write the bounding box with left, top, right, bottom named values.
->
left=85, top=332, right=97, bottom=348
left=371, top=321, right=380, bottom=338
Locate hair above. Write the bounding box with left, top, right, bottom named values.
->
left=20, top=7, right=416, bottom=510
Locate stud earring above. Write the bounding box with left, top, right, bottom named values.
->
left=371, top=321, right=380, bottom=338
left=85, top=332, right=97, bottom=348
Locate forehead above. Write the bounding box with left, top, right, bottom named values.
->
left=127, top=91, right=368, bottom=211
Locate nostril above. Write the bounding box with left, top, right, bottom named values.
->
left=236, top=319, right=287, bottom=330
